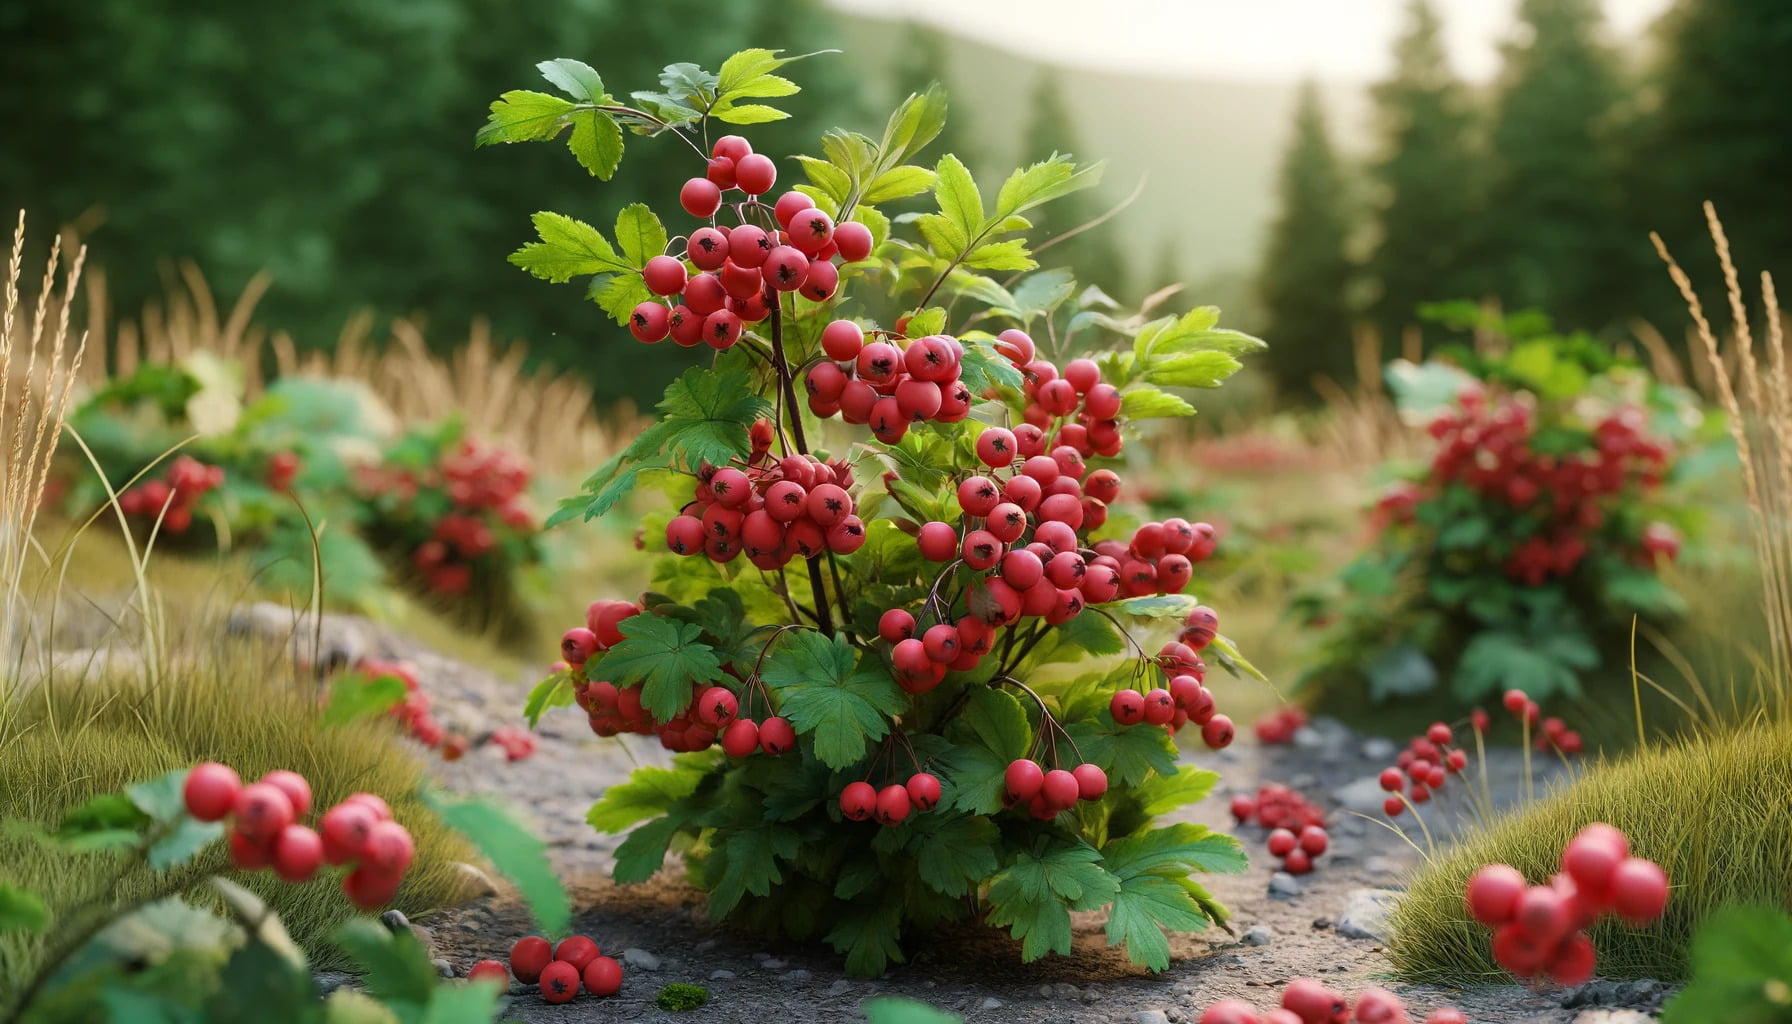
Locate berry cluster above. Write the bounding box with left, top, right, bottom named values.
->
left=1466, top=824, right=1668, bottom=985
left=183, top=762, right=414, bottom=909
left=664, top=449, right=865, bottom=568
left=1495, top=688, right=1586, bottom=755
left=1198, top=979, right=1467, bottom=1023
left=1420, top=391, right=1675, bottom=585
left=360, top=437, right=535, bottom=596
left=628, top=134, right=872, bottom=349
left=1229, top=784, right=1330, bottom=874
left=266, top=450, right=301, bottom=491
left=804, top=322, right=972, bottom=443
left=1109, top=663, right=1234, bottom=750
left=838, top=771, right=942, bottom=827
left=355, top=658, right=538, bottom=763
left=1252, top=705, right=1309, bottom=745
left=1004, top=332, right=1127, bottom=458
left=1377, top=722, right=1470, bottom=817
left=117, top=455, right=224, bottom=535
left=485, top=934, right=623, bottom=1004
left=1001, top=758, right=1109, bottom=821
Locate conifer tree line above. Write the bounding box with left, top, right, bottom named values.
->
left=1255, top=0, right=1792, bottom=397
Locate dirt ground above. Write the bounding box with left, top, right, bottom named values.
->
left=246, top=605, right=1668, bottom=1024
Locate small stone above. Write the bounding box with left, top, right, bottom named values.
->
left=1360, top=737, right=1398, bottom=760
left=710, top=970, right=737, bottom=981
left=1571, top=1012, right=1654, bottom=1024
left=1269, top=872, right=1303, bottom=899
left=826, top=979, right=852, bottom=997
left=761, top=957, right=786, bottom=970
left=1332, top=776, right=1391, bottom=815
left=1241, top=926, right=1273, bottom=946
left=1562, top=979, right=1665, bottom=1009
left=622, top=948, right=661, bottom=971
left=786, top=969, right=812, bottom=982
left=1337, top=888, right=1401, bottom=941
left=980, top=997, right=1005, bottom=1010
left=1040, top=984, right=1056, bottom=998
left=695, top=940, right=718, bottom=953
left=1292, top=726, right=1325, bottom=749
left=1136, top=1012, right=1171, bottom=1024
left=1365, top=856, right=1404, bottom=877
left=431, top=958, right=455, bottom=979
left=1312, top=918, right=1331, bottom=930
left=1053, top=983, right=1079, bottom=999
left=314, top=972, right=354, bottom=994
left=378, top=910, right=411, bottom=934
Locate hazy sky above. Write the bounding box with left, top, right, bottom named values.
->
left=827, top=0, right=1677, bottom=82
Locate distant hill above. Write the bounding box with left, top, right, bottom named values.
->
left=821, top=9, right=1372, bottom=314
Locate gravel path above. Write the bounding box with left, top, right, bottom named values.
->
left=230, top=604, right=1670, bottom=1024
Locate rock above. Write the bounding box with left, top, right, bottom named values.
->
left=826, top=979, right=853, bottom=997
left=1269, top=872, right=1303, bottom=899
left=1360, top=737, right=1398, bottom=760
left=378, top=910, right=411, bottom=934
left=1292, top=726, right=1326, bottom=749
left=1561, top=980, right=1666, bottom=1009
left=1241, top=926, right=1273, bottom=946
left=1572, top=1012, right=1655, bottom=1024
left=1365, top=856, right=1405, bottom=878
left=1135, top=1012, right=1171, bottom=1024
left=622, top=948, right=661, bottom=971
left=1332, top=775, right=1391, bottom=815
left=314, top=972, right=355, bottom=994
left=761, top=957, right=786, bottom=970
left=449, top=862, right=500, bottom=898
left=431, top=958, right=455, bottom=978
left=1053, top=984, right=1079, bottom=999
left=1336, top=888, right=1401, bottom=941
left=710, top=970, right=736, bottom=981
left=980, top=997, right=1005, bottom=1010
left=786, top=969, right=812, bottom=982
left=695, top=940, right=717, bottom=953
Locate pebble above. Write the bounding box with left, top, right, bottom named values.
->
left=761, top=957, right=786, bottom=969
left=1336, top=888, right=1401, bottom=941
left=1572, top=1012, right=1654, bottom=1024
left=1332, top=775, right=1392, bottom=814
left=826, top=979, right=852, bottom=997
left=980, top=997, right=1005, bottom=1010
left=1360, top=737, right=1398, bottom=760
left=1365, top=855, right=1405, bottom=878
left=786, top=969, right=812, bottom=982
left=694, top=940, right=717, bottom=953
left=1562, top=980, right=1666, bottom=1008
left=1292, top=726, right=1326, bottom=749
left=1241, top=926, right=1273, bottom=946
left=622, top=948, right=661, bottom=971
left=710, top=970, right=736, bottom=981
left=430, top=958, right=455, bottom=978
left=1135, top=1012, right=1171, bottom=1024
left=314, top=972, right=354, bottom=994
left=1269, top=872, right=1303, bottom=899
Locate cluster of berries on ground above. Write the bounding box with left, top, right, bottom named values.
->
left=627, top=134, right=871, bottom=349
left=357, top=438, right=534, bottom=595
left=1198, top=978, right=1467, bottom=1023
left=117, top=455, right=223, bottom=535
left=467, top=934, right=622, bottom=1004
left=363, top=657, right=537, bottom=762
left=1465, top=823, right=1668, bottom=985
left=183, top=762, right=414, bottom=909
left=1378, top=387, right=1679, bottom=585
left=1229, top=784, right=1331, bottom=875
left=1252, top=705, right=1309, bottom=745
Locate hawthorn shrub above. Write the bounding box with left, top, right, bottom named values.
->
left=488, top=51, right=1265, bottom=974
left=1296, top=307, right=1712, bottom=718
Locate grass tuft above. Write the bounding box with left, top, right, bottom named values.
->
left=1387, top=718, right=1792, bottom=982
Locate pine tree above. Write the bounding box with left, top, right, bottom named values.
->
left=1636, top=0, right=1792, bottom=327
left=1365, top=0, right=1484, bottom=346
left=1482, top=0, right=1630, bottom=330
left=1255, top=81, right=1357, bottom=395
left=1017, top=74, right=1128, bottom=300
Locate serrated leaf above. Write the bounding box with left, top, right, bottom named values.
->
left=421, top=981, right=503, bottom=1024
left=56, top=791, right=151, bottom=843
left=127, top=769, right=193, bottom=825
left=986, top=841, right=1119, bottom=961
left=207, top=940, right=322, bottom=1024
left=1104, top=873, right=1210, bottom=971
left=957, top=338, right=1025, bottom=397
left=613, top=203, right=669, bottom=267
left=825, top=901, right=906, bottom=978
left=595, top=614, right=722, bottom=723
left=932, top=154, right=982, bottom=240
left=903, top=307, right=949, bottom=338
left=864, top=997, right=959, bottom=1024
left=509, top=211, right=631, bottom=282
left=148, top=818, right=225, bottom=871
left=0, top=882, right=47, bottom=933
left=567, top=108, right=624, bottom=178
left=960, top=686, right=1030, bottom=760
left=334, top=919, right=438, bottom=1009
left=709, top=824, right=799, bottom=917
left=523, top=669, right=576, bottom=727
left=428, top=792, right=571, bottom=937
left=536, top=58, right=605, bottom=102
left=713, top=103, right=790, bottom=125
left=612, top=815, right=685, bottom=884
left=586, top=759, right=711, bottom=832
left=659, top=62, right=718, bottom=104
left=762, top=632, right=905, bottom=769
left=1146, top=350, right=1243, bottom=389
left=1131, top=766, right=1221, bottom=817
left=796, top=155, right=852, bottom=204
left=863, top=165, right=937, bottom=205
left=589, top=271, right=654, bottom=325
left=1110, top=594, right=1199, bottom=618
left=1120, top=386, right=1196, bottom=419
left=910, top=814, right=1000, bottom=896
left=323, top=671, right=407, bottom=727
left=963, top=241, right=1035, bottom=271
left=995, top=155, right=1104, bottom=218
left=939, top=743, right=1009, bottom=814
left=476, top=90, right=574, bottom=146
left=1064, top=718, right=1178, bottom=788
left=879, top=84, right=949, bottom=166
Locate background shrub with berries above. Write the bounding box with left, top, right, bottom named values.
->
left=483, top=50, right=1268, bottom=974
left=1295, top=305, right=1716, bottom=719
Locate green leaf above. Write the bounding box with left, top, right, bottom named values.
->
left=1105, top=822, right=1248, bottom=878
left=536, top=58, right=605, bottom=102
left=586, top=762, right=708, bottom=832
left=1365, top=645, right=1439, bottom=702
left=127, top=769, right=192, bottom=824
left=567, top=109, right=625, bottom=178
left=994, top=155, right=1104, bottom=218
left=1065, top=718, right=1178, bottom=789
left=825, top=901, right=906, bottom=978
left=864, top=997, right=961, bottom=1024
left=1661, top=905, right=1792, bottom=1024
left=422, top=981, right=503, bottom=1024
left=1145, top=350, right=1243, bottom=389
left=612, top=815, right=685, bottom=884
left=762, top=632, right=906, bottom=770
left=148, top=818, right=225, bottom=871
left=1451, top=629, right=1598, bottom=702
left=960, top=686, right=1030, bottom=760
left=1104, top=872, right=1210, bottom=971
left=938, top=743, right=1009, bottom=815
left=476, top=90, right=574, bottom=146
left=428, top=793, right=571, bottom=938
left=910, top=814, right=1000, bottom=896
left=596, top=613, right=723, bottom=721
left=334, top=919, right=437, bottom=1009
left=103, top=990, right=203, bottom=1024
left=613, top=203, right=669, bottom=267
left=206, top=940, right=322, bottom=1024
left=659, top=62, right=718, bottom=104
left=957, top=338, right=1025, bottom=397
left=323, top=672, right=407, bottom=727
left=0, top=881, right=47, bottom=933
left=932, top=154, right=983, bottom=239
left=986, top=840, right=1120, bottom=961
left=1110, top=594, right=1199, bottom=619
left=1121, top=386, right=1196, bottom=419
left=1131, top=767, right=1221, bottom=817
left=903, top=307, right=949, bottom=338
left=1098, top=824, right=1242, bottom=968
left=1437, top=516, right=1490, bottom=550
left=709, top=825, right=800, bottom=917
left=712, top=49, right=829, bottom=124
left=523, top=669, right=577, bottom=728
left=863, top=165, right=937, bottom=205
left=509, top=211, right=631, bottom=282
left=51, top=791, right=150, bottom=850
left=589, top=270, right=654, bottom=325
left=878, top=84, right=949, bottom=166
left=130, top=770, right=225, bottom=870
left=962, top=240, right=1035, bottom=272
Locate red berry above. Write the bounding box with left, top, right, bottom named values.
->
left=1199, top=1000, right=1262, bottom=1024
left=509, top=936, right=553, bottom=984
left=1283, top=848, right=1313, bottom=874
left=643, top=255, right=688, bottom=296
left=183, top=762, right=242, bottom=822
left=874, top=784, right=911, bottom=826
left=712, top=134, right=751, bottom=161
left=916, top=521, right=957, bottom=562
left=1281, top=978, right=1347, bottom=1023
left=679, top=178, right=722, bottom=218
left=788, top=208, right=835, bottom=252
left=1004, top=759, right=1045, bottom=801
left=341, top=864, right=403, bottom=909
left=772, top=190, right=814, bottom=228
left=1427, top=722, right=1453, bottom=745
left=721, top=718, right=760, bottom=757
left=800, top=259, right=839, bottom=301
left=554, top=935, right=600, bottom=972
left=1267, top=828, right=1297, bottom=857
left=821, top=319, right=865, bottom=361
left=1201, top=714, right=1235, bottom=749
left=1548, top=931, right=1597, bottom=986
left=1229, top=794, right=1255, bottom=821
left=538, top=960, right=580, bottom=1004
left=320, top=801, right=377, bottom=865
left=762, top=245, right=809, bottom=291
left=1378, top=767, right=1405, bottom=792
left=1562, top=823, right=1629, bottom=893
left=1608, top=857, right=1669, bottom=924
left=833, top=220, right=874, bottom=262
left=1491, top=921, right=1550, bottom=976
left=1041, top=769, right=1080, bottom=810
left=696, top=686, right=738, bottom=728
left=583, top=955, right=623, bottom=997
left=906, top=772, right=942, bottom=811
left=1110, top=689, right=1145, bottom=725
left=733, top=153, right=777, bottom=195
left=1384, top=796, right=1405, bottom=817
left=233, top=782, right=295, bottom=840
left=1141, top=688, right=1176, bottom=726
left=1298, top=825, right=1328, bottom=857
left=838, top=781, right=877, bottom=822
left=728, top=224, right=772, bottom=267
left=561, top=627, right=599, bottom=665
left=1072, top=763, right=1108, bottom=801
left=1466, top=864, right=1527, bottom=925
left=630, top=301, right=671, bottom=342
left=758, top=716, right=796, bottom=755
left=1352, top=988, right=1407, bottom=1024
left=1425, top=1011, right=1468, bottom=1024
left=362, top=820, right=415, bottom=874
left=270, top=824, right=324, bottom=882
left=228, top=830, right=274, bottom=870
left=468, top=959, right=510, bottom=986
left=1503, top=688, right=1529, bottom=715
